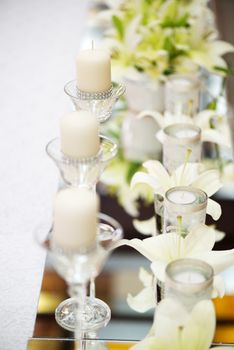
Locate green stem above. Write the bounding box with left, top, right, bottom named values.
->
left=180, top=148, right=192, bottom=184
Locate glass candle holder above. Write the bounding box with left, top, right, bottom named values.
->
left=64, top=80, right=125, bottom=123
left=154, top=194, right=164, bottom=235
left=35, top=213, right=123, bottom=335
left=162, top=123, right=202, bottom=174
left=165, top=74, right=200, bottom=116
left=164, top=186, right=207, bottom=236
left=165, top=258, right=214, bottom=311
left=46, top=135, right=117, bottom=189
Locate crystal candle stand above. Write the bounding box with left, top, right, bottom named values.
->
left=164, top=186, right=207, bottom=236
left=163, top=123, right=202, bottom=174
left=64, top=80, right=125, bottom=123
left=36, top=213, right=123, bottom=335
left=165, top=258, right=214, bottom=311
left=46, top=135, right=117, bottom=189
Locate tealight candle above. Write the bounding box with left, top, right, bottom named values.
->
left=167, top=190, right=196, bottom=205
left=165, top=258, right=214, bottom=311
left=163, top=123, right=201, bottom=174
left=76, top=48, right=112, bottom=93
left=53, top=187, right=99, bottom=252
left=165, top=74, right=200, bottom=116
left=60, top=110, right=100, bottom=159
left=164, top=186, right=207, bottom=235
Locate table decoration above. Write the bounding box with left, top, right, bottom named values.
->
left=130, top=298, right=234, bottom=350
left=46, top=135, right=117, bottom=189
left=162, top=123, right=202, bottom=174
left=64, top=79, right=125, bottom=123
left=76, top=47, right=112, bottom=93
left=89, top=0, right=234, bottom=218
left=165, top=258, right=214, bottom=311
left=60, top=110, right=100, bottom=159
left=130, top=160, right=222, bottom=235
left=164, top=186, right=207, bottom=235
left=165, top=74, right=200, bottom=116
left=36, top=210, right=123, bottom=335
left=112, top=223, right=234, bottom=313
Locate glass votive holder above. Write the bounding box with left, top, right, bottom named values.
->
left=165, top=74, right=200, bottom=116
left=165, top=258, right=214, bottom=311
left=162, top=123, right=202, bottom=174
left=164, top=186, right=207, bottom=236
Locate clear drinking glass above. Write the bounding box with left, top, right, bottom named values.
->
left=165, top=258, right=214, bottom=311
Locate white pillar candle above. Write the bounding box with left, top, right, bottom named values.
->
left=76, top=48, right=112, bottom=92
left=167, top=190, right=196, bottom=205
left=53, top=187, right=99, bottom=251
left=60, top=110, right=100, bottom=159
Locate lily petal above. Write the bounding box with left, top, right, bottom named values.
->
left=172, top=163, right=200, bottom=186
left=182, top=300, right=215, bottom=350
left=212, top=275, right=225, bottom=298
left=200, top=249, right=234, bottom=274
left=133, top=217, right=156, bottom=236
left=207, top=198, right=222, bottom=220
left=202, top=129, right=231, bottom=148
left=127, top=286, right=155, bottom=313
left=139, top=267, right=153, bottom=287
left=151, top=260, right=167, bottom=282
left=191, top=169, right=222, bottom=197
left=131, top=172, right=164, bottom=194
left=143, top=160, right=171, bottom=188
left=112, top=233, right=185, bottom=262
left=154, top=298, right=189, bottom=348
left=184, top=225, right=216, bottom=256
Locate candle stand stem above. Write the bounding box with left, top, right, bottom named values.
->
left=89, top=277, right=96, bottom=299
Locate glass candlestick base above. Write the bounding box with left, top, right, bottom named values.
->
left=35, top=213, right=123, bottom=336
left=64, top=80, right=125, bottom=123
left=55, top=296, right=111, bottom=333
left=46, top=135, right=117, bottom=188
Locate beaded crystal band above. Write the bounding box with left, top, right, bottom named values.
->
left=76, top=85, right=113, bottom=100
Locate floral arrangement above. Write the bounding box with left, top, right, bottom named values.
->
left=98, top=1, right=234, bottom=216
left=131, top=298, right=234, bottom=350
left=102, top=0, right=234, bottom=77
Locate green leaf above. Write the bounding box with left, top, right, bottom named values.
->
left=112, top=15, right=124, bottom=41
left=207, top=99, right=217, bottom=111
left=126, top=162, right=142, bottom=184
left=214, top=65, right=234, bottom=76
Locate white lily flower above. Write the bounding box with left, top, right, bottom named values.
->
left=131, top=161, right=222, bottom=220
left=131, top=299, right=234, bottom=350
left=189, top=40, right=234, bottom=72
left=133, top=217, right=226, bottom=243
left=112, top=224, right=234, bottom=298
left=127, top=267, right=155, bottom=313
left=137, top=109, right=231, bottom=148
